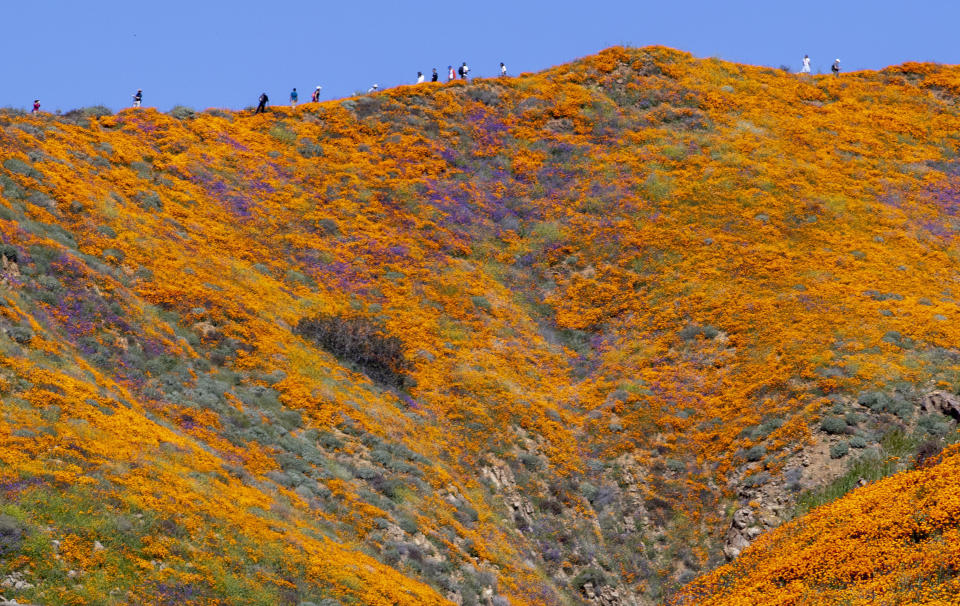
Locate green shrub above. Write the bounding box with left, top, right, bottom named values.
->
left=680, top=324, right=719, bottom=341
left=269, top=125, right=297, bottom=145
left=743, top=471, right=770, bottom=487
left=3, top=157, right=38, bottom=178
left=744, top=445, right=766, bottom=462
left=820, top=416, right=848, bottom=435
left=665, top=458, right=686, bottom=472
left=298, top=138, right=324, bottom=158
left=918, top=414, right=951, bottom=436
left=849, top=435, right=868, bottom=449
left=830, top=441, right=850, bottom=459
left=169, top=105, right=196, bottom=120
left=0, top=514, right=27, bottom=556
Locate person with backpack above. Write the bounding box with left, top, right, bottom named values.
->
left=417, top=71, right=425, bottom=84
left=31, top=100, right=40, bottom=114
left=832, top=59, right=840, bottom=77
left=431, top=68, right=438, bottom=82
left=500, top=62, right=507, bottom=77
left=448, top=65, right=455, bottom=81
left=255, top=92, right=269, bottom=114
left=801, top=55, right=811, bottom=74
left=132, top=89, right=142, bottom=107
left=311, top=86, right=322, bottom=102
left=459, top=62, right=469, bottom=80
left=290, top=88, right=298, bottom=106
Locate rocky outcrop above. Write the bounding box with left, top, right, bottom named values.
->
left=920, top=390, right=960, bottom=421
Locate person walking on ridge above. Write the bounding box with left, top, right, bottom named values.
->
left=368, top=83, right=379, bottom=93
left=132, top=89, right=142, bottom=107
left=431, top=68, right=438, bottom=82
left=255, top=92, right=269, bottom=114
left=448, top=65, right=456, bottom=81
left=31, top=99, right=40, bottom=114
left=290, top=88, right=298, bottom=106
left=417, top=71, right=425, bottom=84
left=459, top=62, right=469, bottom=80
left=311, top=86, right=322, bottom=102
left=500, top=62, right=507, bottom=77
left=801, top=55, right=811, bottom=74
left=832, top=59, right=840, bottom=77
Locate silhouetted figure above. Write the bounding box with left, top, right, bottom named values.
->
left=290, top=88, right=298, bottom=106
left=431, top=68, right=438, bottom=82
left=832, top=59, right=840, bottom=77
left=417, top=71, right=425, bottom=84
left=801, top=55, right=810, bottom=74
left=31, top=100, right=40, bottom=114
left=132, top=89, right=142, bottom=107
left=500, top=62, right=507, bottom=77
left=311, top=86, right=322, bottom=102
left=255, top=92, right=269, bottom=114
left=459, top=62, right=469, bottom=79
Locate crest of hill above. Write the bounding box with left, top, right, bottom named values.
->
left=1, top=45, right=960, bottom=605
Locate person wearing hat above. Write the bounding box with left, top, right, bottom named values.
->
left=368, top=83, right=379, bottom=93
left=831, top=59, right=840, bottom=77
left=311, top=86, right=322, bottom=103
left=132, top=89, right=142, bottom=107
left=431, top=68, right=438, bottom=82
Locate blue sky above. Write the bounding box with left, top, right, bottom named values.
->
left=2, top=1, right=958, bottom=112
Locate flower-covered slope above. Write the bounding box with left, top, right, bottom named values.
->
left=1, top=46, right=960, bottom=604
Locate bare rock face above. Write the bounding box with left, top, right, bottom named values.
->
left=582, top=582, right=641, bottom=606
left=920, top=390, right=960, bottom=421
left=723, top=508, right=756, bottom=560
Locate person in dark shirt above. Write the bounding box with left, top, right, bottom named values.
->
left=255, top=92, right=269, bottom=114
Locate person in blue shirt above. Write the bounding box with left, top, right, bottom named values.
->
left=290, top=88, right=298, bottom=106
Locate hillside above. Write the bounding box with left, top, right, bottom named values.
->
left=2, top=46, right=960, bottom=605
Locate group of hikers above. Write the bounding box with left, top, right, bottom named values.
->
left=27, top=55, right=844, bottom=116
left=800, top=55, right=842, bottom=76
left=253, top=61, right=508, bottom=114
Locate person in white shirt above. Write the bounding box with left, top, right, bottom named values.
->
left=368, top=84, right=379, bottom=93
left=500, top=62, right=507, bottom=77
left=448, top=65, right=455, bottom=81
left=416, top=71, right=425, bottom=84
left=801, top=55, right=811, bottom=74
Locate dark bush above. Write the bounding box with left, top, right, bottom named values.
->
left=8, top=326, right=33, bottom=344
left=296, top=314, right=412, bottom=389
left=915, top=440, right=943, bottom=468
left=571, top=566, right=607, bottom=591
left=0, top=243, right=17, bottom=262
